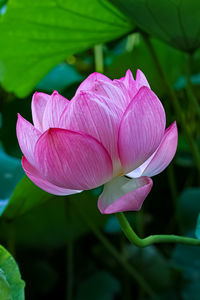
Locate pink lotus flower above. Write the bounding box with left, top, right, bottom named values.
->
left=17, top=70, right=178, bottom=214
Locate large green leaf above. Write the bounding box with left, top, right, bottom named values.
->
left=0, top=245, right=25, bottom=300
left=109, top=0, right=200, bottom=52
left=1, top=176, right=53, bottom=220
left=0, top=0, right=132, bottom=97
left=0, top=190, right=107, bottom=249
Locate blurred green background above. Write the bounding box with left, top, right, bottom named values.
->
left=0, top=0, right=200, bottom=299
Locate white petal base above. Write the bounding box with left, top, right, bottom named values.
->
left=98, top=176, right=153, bottom=214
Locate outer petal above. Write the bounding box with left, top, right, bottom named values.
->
left=22, top=157, right=81, bottom=196
left=98, top=176, right=153, bottom=214
left=34, top=128, right=113, bottom=190
left=142, top=122, right=178, bottom=176
left=75, top=72, right=112, bottom=96
left=118, top=69, right=137, bottom=100
left=135, top=69, right=150, bottom=90
left=59, top=91, right=123, bottom=174
left=118, top=86, right=166, bottom=173
left=118, top=69, right=134, bottom=87
left=128, top=122, right=178, bottom=178
left=16, top=114, right=41, bottom=166
left=42, top=91, right=69, bottom=131
left=31, top=92, right=51, bottom=131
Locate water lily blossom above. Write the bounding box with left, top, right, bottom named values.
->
left=17, top=70, right=178, bottom=214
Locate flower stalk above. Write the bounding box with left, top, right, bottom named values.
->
left=116, top=212, right=200, bottom=247
left=94, top=44, right=104, bottom=73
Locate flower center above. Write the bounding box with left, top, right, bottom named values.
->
left=119, top=171, right=124, bottom=177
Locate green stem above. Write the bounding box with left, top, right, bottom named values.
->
left=142, top=33, right=200, bottom=174
left=116, top=212, right=200, bottom=247
left=71, top=199, right=156, bottom=299
left=94, top=44, right=104, bottom=73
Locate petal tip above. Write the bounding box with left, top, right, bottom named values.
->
left=16, top=114, right=27, bottom=130
left=172, top=120, right=177, bottom=128
left=126, top=68, right=133, bottom=75
left=136, top=68, right=142, bottom=75
left=166, top=121, right=178, bottom=135
left=136, top=69, right=150, bottom=89
left=44, top=127, right=55, bottom=136
left=32, top=91, right=44, bottom=101
left=52, top=90, right=59, bottom=96
left=21, top=155, right=29, bottom=170
left=17, top=113, right=22, bottom=120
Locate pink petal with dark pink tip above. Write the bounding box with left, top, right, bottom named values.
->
left=142, top=122, right=178, bottom=177
left=34, top=128, right=113, bottom=190
left=135, top=69, right=150, bottom=90
left=98, top=176, right=153, bottom=214
left=22, top=157, right=82, bottom=195
left=119, top=69, right=134, bottom=87
left=31, top=92, right=51, bottom=131
left=118, top=69, right=150, bottom=101
left=118, top=69, right=137, bottom=100
left=42, top=91, right=69, bottom=131
left=75, top=72, right=130, bottom=110
left=16, top=114, right=41, bottom=166
left=75, top=72, right=112, bottom=96
left=92, top=80, right=130, bottom=110
left=118, top=86, right=166, bottom=173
